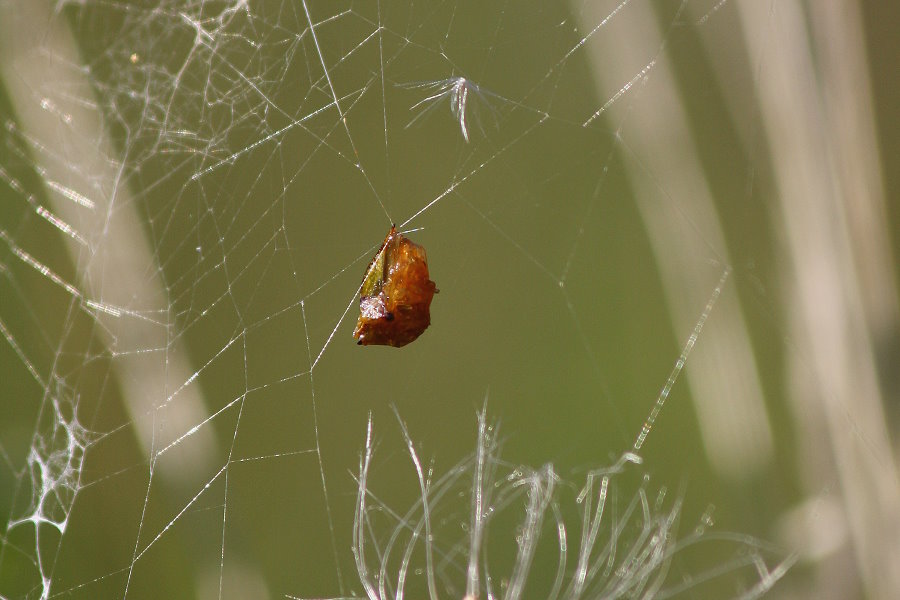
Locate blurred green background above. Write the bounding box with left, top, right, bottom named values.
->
left=1, top=0, right=898, bottom=598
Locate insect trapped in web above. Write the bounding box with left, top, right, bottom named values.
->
left=353, top=226, right=437, bottom=347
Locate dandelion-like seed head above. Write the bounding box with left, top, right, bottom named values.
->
left=401, top=76, right=497, bottom=143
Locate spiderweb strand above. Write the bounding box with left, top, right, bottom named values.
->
left=633, top=266, right=731, bottom=453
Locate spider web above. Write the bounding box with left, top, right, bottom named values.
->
left=1, top=0, right=898, bottom=599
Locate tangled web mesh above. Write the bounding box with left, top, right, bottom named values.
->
left=0, top=0, right=823, bottom=598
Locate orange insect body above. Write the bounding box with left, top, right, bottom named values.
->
left=353, top=226, right=437, bottom=347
